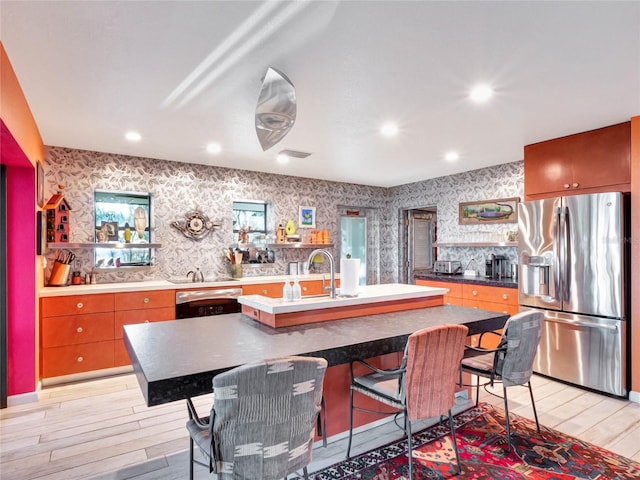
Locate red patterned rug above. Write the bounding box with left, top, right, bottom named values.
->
left=310, top=403, right=640, bottom=479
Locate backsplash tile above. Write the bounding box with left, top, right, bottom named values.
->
left=43, top=146, right=523, bottom=285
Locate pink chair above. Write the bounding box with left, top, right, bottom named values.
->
left=346, top=324, right=469, bottom=478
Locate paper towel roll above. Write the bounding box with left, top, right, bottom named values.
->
left=340, top=258, right=360, bottom=297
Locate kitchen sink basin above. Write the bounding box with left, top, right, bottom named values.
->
left=167, top=277, right=239, bottom=284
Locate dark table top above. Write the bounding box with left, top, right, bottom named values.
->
left=414, top=270, right=518, bottom=288
left=124, top=306, right=508, bottom=406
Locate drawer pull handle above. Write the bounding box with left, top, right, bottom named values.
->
left=262, top=289, right=267, bottom=295
left=572, top=183, right=579, bottom=188
left=503, top=294, right=508, bottom=300
left=144, top=297, right=149, bottom=303
left=144, top=320, right=150, bottom=323
left=77, top=356, right=84, bottom=363
left=563, top=183, right=570, bottom=189
left=77, top=302, right=84, bottom=309
left=503, top=311, right=509, bottom=314
left=302, top=287, right=308, bottom=292
left=77, top=327, right=83, bottom=333
left=472, top=290, right=478, bottom=296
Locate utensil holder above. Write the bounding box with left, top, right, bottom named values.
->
left=230, top=264, right=243, bottom=279
left=49, top=261, right=71, bottom=286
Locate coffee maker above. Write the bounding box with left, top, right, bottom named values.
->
left=485, top=254, right=509, bottom=279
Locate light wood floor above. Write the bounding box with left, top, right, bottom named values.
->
left=1, top=373, right=639, bottom=480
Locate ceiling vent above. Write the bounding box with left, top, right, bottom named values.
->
left=278, top=149, right=312, bottom=159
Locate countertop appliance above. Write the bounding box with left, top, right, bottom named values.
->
left=433, top=260, right=461, bottom=274
left=518, top=192, right=628, bottom=397
left=175, top=288, right=242, bottom=319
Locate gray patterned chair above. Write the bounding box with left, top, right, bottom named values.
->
left=346, top=324, right=469, bottom=479
left=459, top=309, right=544, bottom=450
left=186, top=356, right=328, bottom=480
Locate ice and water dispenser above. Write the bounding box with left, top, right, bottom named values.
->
left=520, top=253, right=553, bottom=297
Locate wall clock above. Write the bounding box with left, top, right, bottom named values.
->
left=171, top=209, right=220, bottom=240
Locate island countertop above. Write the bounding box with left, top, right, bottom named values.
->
left=237, top=283, right=447, bottom=314
left=124, top=305, right=508, bottom=406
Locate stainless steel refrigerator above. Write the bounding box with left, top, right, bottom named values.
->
left=518, top=192, right=628, bottom=397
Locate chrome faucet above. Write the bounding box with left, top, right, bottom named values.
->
left=306, top=249, right=336, bottom=298
left=187, top=268, right=205, bottom=283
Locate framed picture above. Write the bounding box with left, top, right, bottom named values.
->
left=459, top=197, right=519, bottom=225
left=299, top=206, right=316, bottom=228
left=36, top=211, right=47, bottom=255
left=36, top=161, right=45, bottom=208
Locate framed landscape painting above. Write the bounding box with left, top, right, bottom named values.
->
left=459, top=197, right=519, bottom=224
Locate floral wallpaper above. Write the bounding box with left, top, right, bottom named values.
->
left=43, top=146, right=523, bottom=285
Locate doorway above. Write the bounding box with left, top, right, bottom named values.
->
left=338, top=207, right=379, bottom=285
left=400, top=207, right=437, bottom=284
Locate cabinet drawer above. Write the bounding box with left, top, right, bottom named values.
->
left=41, top=341, right=115, bottom=378
left=462, top=298, right=519, bottom=315
left=243, top=283, right=284, bottom=298
left=114, top=290, right=175, bottom=311
left=114, top=340, right=133, bottom=366
left=462, top=284, right=517, bottom=305
left=41, top=312, right=114, bottom=348
left=42, top=294, right=114, bottom=317
left=299, top=279, right=340, bottom=296
left=415, top=279, right=462, bottom=298
left=114, top=307, right=175, bottom=339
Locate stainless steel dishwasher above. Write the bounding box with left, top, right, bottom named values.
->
left=175, top=288, right=242, bottom=319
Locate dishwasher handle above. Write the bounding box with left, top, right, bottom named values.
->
left=176, top=288, right=242, bottom=305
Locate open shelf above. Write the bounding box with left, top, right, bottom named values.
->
left=434, top=242, right=517, bottom=247
left=48, top=242, right=162, bottom=249
left=267, top=243, right=334, bottom=249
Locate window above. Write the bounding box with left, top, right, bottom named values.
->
left=232, top=201, right=267, bottom=244
left=94, top=190, right=154, bottom=268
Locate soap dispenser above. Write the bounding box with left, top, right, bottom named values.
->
left=283, top=280, right=293, bottom=302
left=292, top=277, right=301, bottom=301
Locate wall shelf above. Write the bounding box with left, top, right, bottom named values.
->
left=434, top=242, right=517, bottom=248
left=266, top=243, right=334, bottom=249
left=48, top=242, right=162, bottom=249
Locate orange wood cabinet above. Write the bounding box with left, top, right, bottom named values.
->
left=113, top=290, right=175, bottom=366
left=242, top=282, right=284, bottom=298
left=415, top=279, right=462, bottom=306
left=415, top=279, right=517, bottom=348
left=524, top=122, right=631, bottom=199
left=40, top=293, right=116, bottom=378
left=242, top=279, right=336, bottom=298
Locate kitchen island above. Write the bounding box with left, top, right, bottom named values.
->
left=124, top=303, right=508, bottom=435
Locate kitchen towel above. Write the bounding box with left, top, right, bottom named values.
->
left=340, top=258, right=360, bottom=296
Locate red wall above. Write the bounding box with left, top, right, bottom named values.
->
left=1, top=42, right=43, bottom=397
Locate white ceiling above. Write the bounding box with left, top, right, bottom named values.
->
left=2, top=1, right=639, bottom=187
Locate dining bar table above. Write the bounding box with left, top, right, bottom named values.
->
left=125, top=304, right=508, bottom=435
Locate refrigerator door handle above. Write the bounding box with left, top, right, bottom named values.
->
left=553, top=206, right=561, bottom=302
left=544, top=316, right=619, bottom=333
left=561, top=206, right=570, bottom=302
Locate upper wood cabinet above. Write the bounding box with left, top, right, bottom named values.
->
left=524, top=122, right=631, bottom=199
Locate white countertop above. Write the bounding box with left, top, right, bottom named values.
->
left=39, top=274, right=337, bottom=297
left=237, top=283, right=447, bottom=314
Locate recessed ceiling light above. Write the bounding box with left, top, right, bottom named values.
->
left=125, top=131, right=142, bottom=142
left=206, top=142, right=222, bottom=155
left=469, top=84, right=494, bottom=103
left=445, top=151, right=459, bottom=161
left=380, top=122, right=399, bottom=137
left=276, top=153, right=290, bottom=164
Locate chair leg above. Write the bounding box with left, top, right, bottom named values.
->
left=406, top=412, right=413, bottom=480
left=303, top=465, right=309, bottom=480
left=527, top=381, right=541, bottom=433
left=475, top=375, right=480, bottom=407
left=448, top=410, right=462, bottom=475
left=346, top=387, right=355, bottom=458
left=189, top=437, right=194, bottom=480
left=503, top=386, right=512, bottom=451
